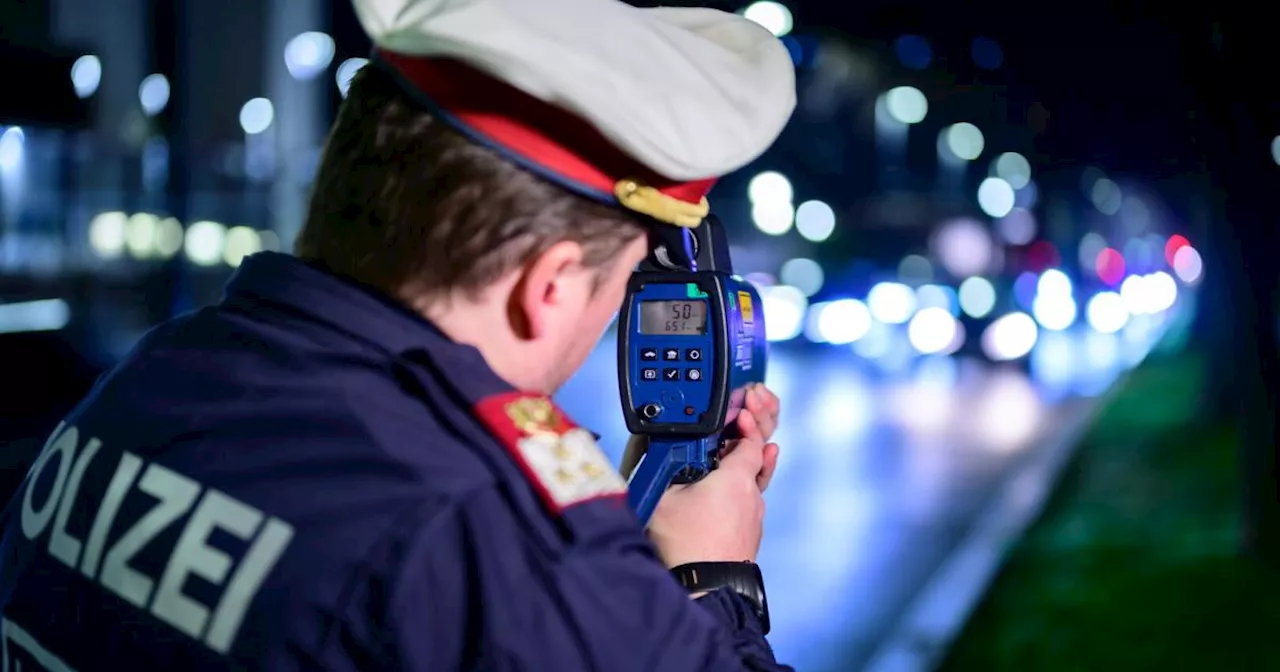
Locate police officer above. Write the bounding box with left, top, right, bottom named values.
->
left=0, top=0, right=798, bottom=668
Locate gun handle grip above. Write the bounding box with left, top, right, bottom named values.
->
left=626, top=438, right=721, bottom=526
left=626, top=440, right=685, bottom=526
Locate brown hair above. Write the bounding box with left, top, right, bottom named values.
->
left=294, top=64, right=648, bottom=300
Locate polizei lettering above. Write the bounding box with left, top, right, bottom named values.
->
left=17, top=422, right=295, bottom=655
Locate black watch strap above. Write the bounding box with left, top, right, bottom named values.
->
left=671, top=561, right=771, bottom=635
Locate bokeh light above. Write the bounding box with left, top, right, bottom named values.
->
left=908, top=307, right=958, bottom=355
left=71, top=55, right=101, bottom=98
left=1037, top=269, right=1072, bottom=297
left=0, top=127, right=24, bottom=172
left=993, top=152, right=1031, bottom=189
left=977, top=177, right=1016, bottom=218
left=1172, top=245, right=1203, bottom=284
left=895, top=35, right=932, bottom=70
left=1090, top=178, right=1123, bottom=215
left=753, top=202, right=795, bottom=236
left=779, top=258, right=824, bottom=297
left=795, top=200, right=836, bottom=242
left=958, top=277, right=997, bottom=318
left=934, top=218, right=994, bottom=278
left=742, top=2, right=793, bottom=37
left=996, top=208, right=1037, bottom=245
left=867, top=282, right=917, bottom=324
left=1094, top=248, right=1126, bottom=286
left=982, top=312, right=1038, bottom=361
left=1078, top=233, right=1107, bottom=271
left=884, top=86, right=928, bottom=124
left=184, top=221, right=227, bottom=266
left=224, top=226, right=263, bottom=267
left=971, top=37, right=1004, bottom=70
left=284, top=32, right=335, bottom=80
left=239, top=98, right=275, bottom=135
left=916, top=284, right=957, bottom=314
left=139, top=74, right=170, bottom=116
left=748, top=171, right=793, bottom=204
left=1032, top=294, right=1077, bottom=331
left=88, top=211, right=127, bottom=258
left=898, top=255, right=934, bottom=285
left=1164, top=234, right=1190, bottom=266
left=761, top=285, right=807, bottom=341
left=1086, top=292, right=1129, bottom=334
left=944, top=123, right=985, bottom=161
left=1025, top=241, right=1061, bottom=272
left=810, top=299, right=872, bottom=344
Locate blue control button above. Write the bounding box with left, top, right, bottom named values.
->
left=685, top=368, right=703, bottom=382
left=685, top=348, right=703, bottom=362
left=662, top=368, right=681, bottom=381
left=639, top=348, right=659, bottom=362
left=662, top=348, right=681, bottom=361
left=641, top=368, right=659, bottom=381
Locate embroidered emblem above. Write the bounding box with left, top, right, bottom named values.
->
left=505, top=397, right=561, bottom=437
left=474, top=392, right=627, bottom=513
left=514, top=428, right=626, bottom=509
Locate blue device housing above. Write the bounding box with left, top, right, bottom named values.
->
left=618, top=270, right=767, bottom=524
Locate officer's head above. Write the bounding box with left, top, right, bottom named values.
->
left=295, top=65, right=650, bottom=393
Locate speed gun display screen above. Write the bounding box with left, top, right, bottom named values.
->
left=639, top=300, right=708, bottom=335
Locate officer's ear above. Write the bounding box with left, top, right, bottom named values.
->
left=511, top=240, right=588, bottom=340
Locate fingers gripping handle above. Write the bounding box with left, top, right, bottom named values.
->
left=626, top=437, right=719, bottom=526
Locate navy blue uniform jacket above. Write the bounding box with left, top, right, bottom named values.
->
left=0, top=252, right=791, bottom=671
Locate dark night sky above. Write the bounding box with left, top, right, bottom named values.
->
left=806, top=0, right=1215, bottom=176
left=618, top=0, right=1233, bottom=180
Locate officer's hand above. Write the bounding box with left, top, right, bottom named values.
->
left=647, top=409, right=777, bottom=567
left=731, top=399, right=781, bottom=492
left=744, top=383, right=781, bottom=445
left=741, top=384, right=781, bottom=491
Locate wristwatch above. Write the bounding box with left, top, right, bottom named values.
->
left=671, top=561, right=771, bottom=634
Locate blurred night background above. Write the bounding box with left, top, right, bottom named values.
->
left=2, top=0, right=1278, bottom=670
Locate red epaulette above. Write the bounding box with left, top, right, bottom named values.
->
left=473, top=391, right=627, bottom=515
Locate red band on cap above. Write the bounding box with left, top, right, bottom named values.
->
left=376, top=50, right=716, bottom=209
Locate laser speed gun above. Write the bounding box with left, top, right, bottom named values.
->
left=617, top=215, right=767, bottom=525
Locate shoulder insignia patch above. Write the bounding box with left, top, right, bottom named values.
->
left=473, top=392, right=627, bottom=514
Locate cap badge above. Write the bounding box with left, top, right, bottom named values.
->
left=614, top=179, right=709, bottom=228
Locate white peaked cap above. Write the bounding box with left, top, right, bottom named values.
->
left=351, top=0, right=797, bottom=227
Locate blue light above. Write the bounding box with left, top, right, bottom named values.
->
left=894, top=35, right=932, bottom=70
left=971, top=37, right=1004, bottom=69
left=795, top=35, right=820, bottom=68
left=1013, top=271, right=1038, bottom=310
